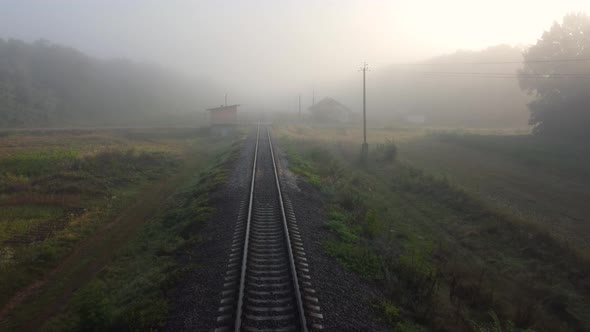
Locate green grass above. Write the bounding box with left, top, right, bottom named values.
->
left=326, top=215, right=358, bottom=243
left=0, top=149, right=179, bottom=310
left=324, top=240, right=383, bottom=280
left=284, top=144, right=323, bottom=187
left=399, top=132, right=590, bottom=253
left=435, top=131, right=590, bottom=177
left=0, top=127, right=241, bottom=331
left=42, top=135, right=240, bottom=331
left=0, top=149, right=79, bottom=177
left=279, top=133, right=590, bottom=331
left=0, top=206, right=65, bottom=243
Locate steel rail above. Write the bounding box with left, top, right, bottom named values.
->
left=266, top=128, right=308, bottom=332
left=234, top=124, right=259, bottom=331
left=228, top=125, right=312, bottom=331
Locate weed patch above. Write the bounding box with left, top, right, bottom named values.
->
left=324, top=240, right=383, bottom=280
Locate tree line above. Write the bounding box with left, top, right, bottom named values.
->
left=0, top=39, right=218, bottom=127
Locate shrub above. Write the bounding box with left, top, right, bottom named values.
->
left=0, top=173, right=30, bottom=193
left=376, top=139, right=398, bottom=162
left=373, top=299, right=401, bottom=326
left=469, top=311, right=528, bottom=332
left=0, top=247, right=15, bottom=268
left=116, top=299, right=168, bottom=331
left=326, top=219, right=358, bottom=243
left=393, top=249, right=440, bottom=319
left=74, top=281, right=113, bottom=331
left=365, top=209, right=383, bottom=239
left=333, top=180, right=365, bottom=212
left=324, top=240, right=383, bottom=280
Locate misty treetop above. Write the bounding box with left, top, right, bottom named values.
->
left=519, top=12, right=590, bottom=138
left=0, top=39, right=218, bottom=127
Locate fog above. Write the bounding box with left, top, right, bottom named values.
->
left=1, top=0, right=589, bottom=117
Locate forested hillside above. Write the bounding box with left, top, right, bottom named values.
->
left=0, top=39, right=218, bottom=127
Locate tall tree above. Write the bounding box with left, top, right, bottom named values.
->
left=519, top=13, right=590, bottom=138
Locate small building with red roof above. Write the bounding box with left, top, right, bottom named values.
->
left=206, top=104, right=239, bottom=136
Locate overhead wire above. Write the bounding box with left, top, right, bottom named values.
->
left=385, top=57, right=590, bottom=79
left=391, top=58, right=590, bottom=66
left=400, top=71, right=590, bottom=79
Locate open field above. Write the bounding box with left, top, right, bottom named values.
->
left=400, top=133, right=590, bottom=253
left=278, top=125, right=590, bottom=253
left=0, top=127, right=240, bottom=331
left=278, top=125, right=530, bottom=145
left=277, top=125, right=590, bottom=331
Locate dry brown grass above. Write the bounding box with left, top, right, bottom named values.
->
left=0, top=193, right=82, bottom=208
left=276, top=125, right=528, bottom=146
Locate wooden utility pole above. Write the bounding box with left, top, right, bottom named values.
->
left=360, top=62, right=369, bottom=164
left=298, top=94, right=302, bottom=121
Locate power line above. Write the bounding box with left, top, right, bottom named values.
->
left=394, top=70, right=590, bottom=79
left=413, top=74, right=590, bottom=79
left=391, top=58, right=590, bottom=66
left=417, top=75, right=590, bottom=80
left=408, top=71, right=590, bottom=76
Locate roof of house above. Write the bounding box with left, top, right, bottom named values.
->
left=206, top=104, right=240, bottom=112
left=308, top=98, right=351, bottom=113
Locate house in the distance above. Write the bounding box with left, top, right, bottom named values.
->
left=207, top=104, right=239, bottom=136
left=308, top=97, right=353, bottom=124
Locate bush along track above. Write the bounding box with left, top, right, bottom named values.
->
left=42, top=139, right=242, bottom=331
left=280, top=136, right=590, bottom=332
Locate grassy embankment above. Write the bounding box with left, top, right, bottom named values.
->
left=0, top=128, right=241, bottom=331
left=277, top=125, right=590, bottom=331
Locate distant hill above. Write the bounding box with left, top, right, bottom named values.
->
left=0, top=39, right=219, bottom=128
left=333, top=45, right=532, bottom=128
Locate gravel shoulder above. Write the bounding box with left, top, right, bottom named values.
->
left=165, top=130, right=256, bottom=331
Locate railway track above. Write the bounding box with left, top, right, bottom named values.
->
left=215, top=126, right=323, bottom=331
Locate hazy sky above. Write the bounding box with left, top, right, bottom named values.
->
left=1, top=0, right=589, bottom=100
